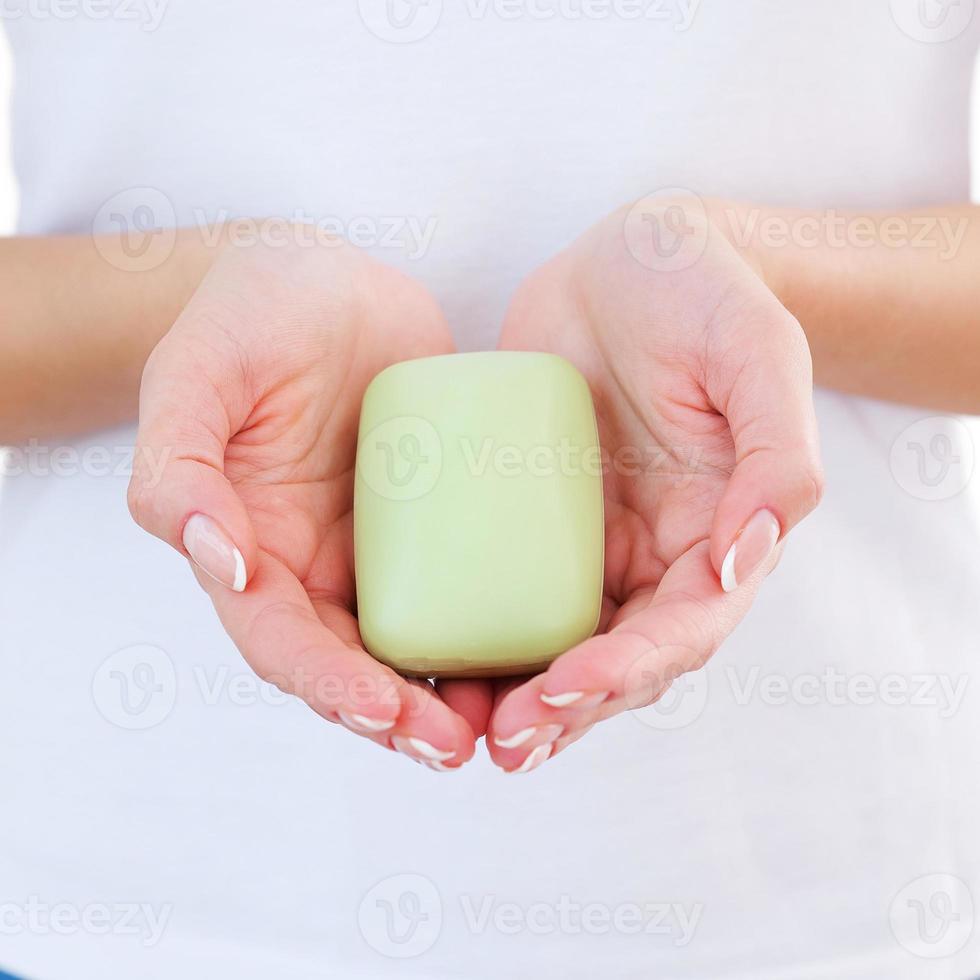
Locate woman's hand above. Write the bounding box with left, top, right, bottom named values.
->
left=129, top=233, right=488, bottom=769
left=483, top=196, right=824, bottom=772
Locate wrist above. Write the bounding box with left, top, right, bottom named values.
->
left=93, top=227, right=222, bottom=420
left=704, top=198, right=797, bottom=310
left=171, top=226, right=222, bottom=305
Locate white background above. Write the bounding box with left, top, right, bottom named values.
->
left=0, top=39, right=976, bottom=239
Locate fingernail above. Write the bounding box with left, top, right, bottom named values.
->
left=339, top=711, right=396, bottom=734
left=493, top=724, right=564, bottom=750
left=540, top=691, right=609, bottom=710
left=720, top=509, right=781, bottom=593
left=391, top=735, right=455, bottom=762
left=182, top=513, right=247, bottom=592
left=510, top=743, right=552, bottom=774
left=423, top=760, right=457, bottom=773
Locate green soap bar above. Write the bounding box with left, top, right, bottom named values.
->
left=354, top=351, right=604, bottom=679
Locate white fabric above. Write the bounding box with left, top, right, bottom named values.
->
left=2, top=2, right=980, bottom=977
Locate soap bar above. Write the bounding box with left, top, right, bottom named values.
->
left=354, top=352, right=604, bottom=679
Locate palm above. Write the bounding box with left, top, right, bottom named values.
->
left=590, top=359, right=733, bottom=629
left=223, top=330, right=407, bottom=618
left=135, top=240, right=489, bottom=764
left=499, top=242, right=738, bottom=633
left=484, top=206, right=821, bottom=771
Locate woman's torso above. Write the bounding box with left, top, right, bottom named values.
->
left=2, top=3, right=980, bottom=977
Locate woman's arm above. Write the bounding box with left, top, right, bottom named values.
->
left=5, top=201, right=978, bottom=444
left=716, top=202, right=980, bottom=413
left=0, top=232, right=214, bottom=442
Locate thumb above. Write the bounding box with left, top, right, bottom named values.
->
left=128, top=329, right=258, bottom=592
left=708, top=306, right=824, bottom=593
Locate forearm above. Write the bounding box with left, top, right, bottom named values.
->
left=0, top=231, right=214, bottom=443
left=715, top=201, right=980, bottom=413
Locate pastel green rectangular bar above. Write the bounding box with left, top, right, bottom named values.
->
left=353, top=351, right=604, bottom=679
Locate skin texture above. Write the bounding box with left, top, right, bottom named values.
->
left=718, top=203, right=980, bottom=414
left=131, top=204, right=824, bottom=773
left=0, top=232, right=210, bottom=442
left=128, top=238, right=491, bottom=769
left=477, top=200, right=823, bottom=771
left=3, top=205, right=980, bottom=444
left=3, top=199, right=979, bottom=770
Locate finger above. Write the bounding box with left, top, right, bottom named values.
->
left=487, top=672, right=588, bottom=775
left=435, top=679, right=496, bottom=740
left=706, top=301, right=824, bottom=593
left=487, top=541, right=757, bottom=771
left=201, top=551, right=477, bottom=766
left=391, top=680, right=478, bottom=771
left=128, top=325, right=257, bottom=593
left=551, top=724, right=594, bottom=761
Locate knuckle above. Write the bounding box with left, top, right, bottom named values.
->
left=126, top=471, right=153, bottom=529
left=244, top=601, right=343, bottom=699
left=796, top=456, right=826, bottom=513
left=644, top=590, right=723, bottom=672
left=247, top=599, right=315, bottom=648
left=809, top=466, right=827, bottom=509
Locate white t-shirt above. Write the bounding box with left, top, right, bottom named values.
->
left=3, top=3, right=980, bottom=977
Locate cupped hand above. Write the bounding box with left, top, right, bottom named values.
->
left=129, top=232, right=492, bottom=768
left=482, top=196, right=824, bottom=773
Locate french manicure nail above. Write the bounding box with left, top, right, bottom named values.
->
left=511, top=743, right=552, bottom=774
left=339, top=711, right=396, bottom=734
left=720, top=509, right=781, bottom=593
left=540, top=691, right=584, bottom=708
left=388, top=737, right=421, bottom=764
left=493, top=724, right=564, bottom=750
left=424, top=760, right=456, bottom=772
left=182, top=513, right=247, bottom=592
left=392, top=735, right=455, bottom=762
left=540, top=691, right=609, bottom=710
